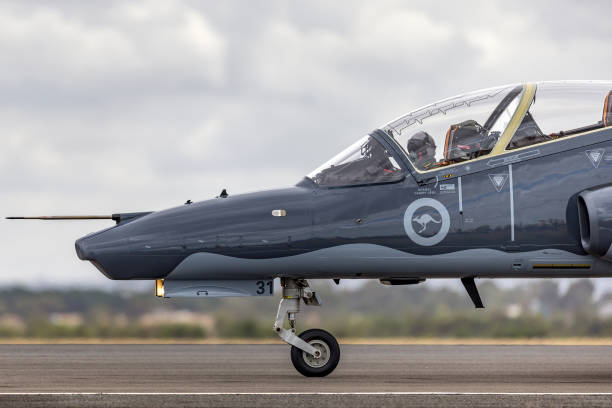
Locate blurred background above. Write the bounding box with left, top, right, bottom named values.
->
left=2, top=0, right=612, bottom=339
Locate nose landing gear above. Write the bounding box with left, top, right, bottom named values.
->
left=273, top=278, right=340, bottom=377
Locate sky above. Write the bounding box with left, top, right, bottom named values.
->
left=2, top=0, right=612, bottom=290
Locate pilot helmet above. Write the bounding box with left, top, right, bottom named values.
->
left=407, top=131, right=436, bottom=163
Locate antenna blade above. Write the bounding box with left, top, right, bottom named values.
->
left=5, top=216, right=113, bottom=220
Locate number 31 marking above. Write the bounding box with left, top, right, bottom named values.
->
left=256, top=280, right=273, bottom=295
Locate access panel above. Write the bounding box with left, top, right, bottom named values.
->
left=159, top=279, right=274, bottom=298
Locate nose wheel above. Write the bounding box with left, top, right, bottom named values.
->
left=290, top=328, right=340, bottom=377
left=273, top=278, right=340, bottom=377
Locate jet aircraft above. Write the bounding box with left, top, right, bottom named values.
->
left=9, top=80, right=612, bottom=377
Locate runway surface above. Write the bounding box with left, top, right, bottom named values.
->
left=2, top=344, right=612, bottom=406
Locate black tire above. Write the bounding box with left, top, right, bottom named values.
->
left=290, top=328, right=340, bottom=377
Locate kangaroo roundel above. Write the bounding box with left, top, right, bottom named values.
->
left=404, top=198, right=450, bottom=246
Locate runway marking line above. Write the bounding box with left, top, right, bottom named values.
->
left=4, top=338, right=612, bottom=345
left=2, top=393, right=612, bottom=396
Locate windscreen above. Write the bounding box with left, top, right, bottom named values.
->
left=308, top=135, right=404, bottom=187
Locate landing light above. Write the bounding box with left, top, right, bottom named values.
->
left=155, top=279, right=164, bottom=297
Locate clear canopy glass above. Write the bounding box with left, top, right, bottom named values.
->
left=308, top=135, right=404, bottom=187
left=508, top=81, right=612, bottom=149
left=382, top=81, right=612, bottom=171
left=382, top=84, right=524, bottom=171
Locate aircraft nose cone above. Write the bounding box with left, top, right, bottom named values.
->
left=74, top=224, right=185, bottom=280
left=75, top=237, right=93, bottom=261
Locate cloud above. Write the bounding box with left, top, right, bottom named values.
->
left=0, top=0, right=227, bottom=104
left=1, top=0, right=612, bottom=288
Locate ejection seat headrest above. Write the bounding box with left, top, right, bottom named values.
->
left=604, top=90, right=612, bottom=127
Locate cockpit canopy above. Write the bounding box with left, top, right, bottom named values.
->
left=384, top=81, right=612, bottom=172
left=308, top=81, right=612, bottom=187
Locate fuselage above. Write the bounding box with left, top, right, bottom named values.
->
left=75, top=126, right=612, bottom=281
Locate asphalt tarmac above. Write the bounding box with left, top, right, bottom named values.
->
left=2, top=344, right=612, bottom=407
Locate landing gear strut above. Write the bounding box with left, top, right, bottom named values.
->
left=273, top=278, right=340, bottom=377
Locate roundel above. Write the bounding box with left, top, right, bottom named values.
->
left=403, top=198, right=450, bottom=246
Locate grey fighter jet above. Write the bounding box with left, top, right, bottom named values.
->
left=9, top=81, right=612, bottom=377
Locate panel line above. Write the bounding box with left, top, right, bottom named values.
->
left=458, top=176, right=463, bottom=212
left=509, top=164, right=514, bottom=242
